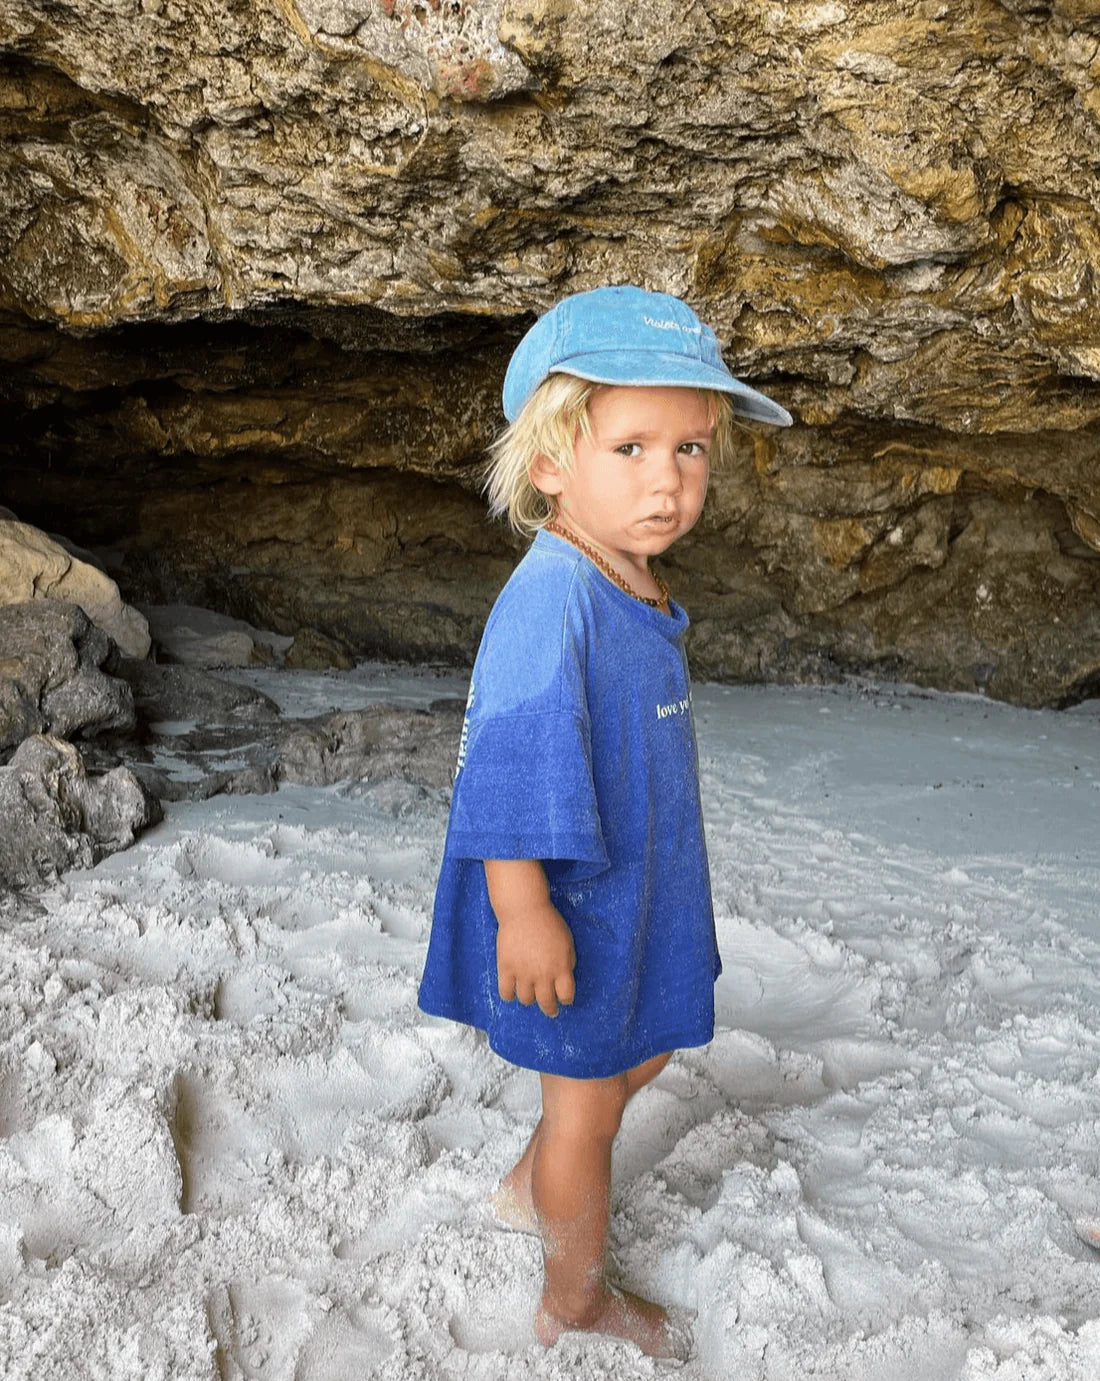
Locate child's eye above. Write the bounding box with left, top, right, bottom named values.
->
left=679, top=442, right=709, bottom=457
left=615, top=443, right=643, bottom=458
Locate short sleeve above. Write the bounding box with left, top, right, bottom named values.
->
left=444, top=709, right=609, bottom=880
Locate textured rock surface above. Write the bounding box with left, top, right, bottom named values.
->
left=0, top=734, right=162, bottom=890
left=112, top=657, right=281, bottom=727
left=138, top=603, right=286, bottom=668
left=285, top=628, right=357, bottom=671
left=1, top=1, right=1099, bottom=704
left=0, top=520, right=151, bottom=659
left=277, top=702, right=461, bottom=788
left=0, top=602, right=136, bottom=757
left=91, top=692, right=460, bottom=802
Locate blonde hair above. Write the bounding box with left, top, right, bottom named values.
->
left=485, top=374, right=742, bottom=536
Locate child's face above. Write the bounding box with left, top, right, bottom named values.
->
left=532, top=385, right=713, bottom=573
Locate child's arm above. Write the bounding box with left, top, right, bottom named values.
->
left=484, top=859, right=576, bottom=1019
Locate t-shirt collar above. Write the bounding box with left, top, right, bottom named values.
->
left=534, top=527, right=690, bottom=640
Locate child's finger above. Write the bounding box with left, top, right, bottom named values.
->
left=556, top=970, right=576, bottom=1007
left=535, top=982, right=560, bottom=1019
left=497, top=968, right=517, bottom=1002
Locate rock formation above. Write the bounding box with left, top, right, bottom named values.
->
left=0, top=517, right=151, bottom=659
left=1, top=1, right=1099, bottom=705
left=113, top=656, right=281, bottom=727
left=0, top=734, right=162, bottom=890
left=0, top=602, right=136, bottom=756
left=277, top=701, right=462, bottom=788
left=137, top=603, right=286, bottom=668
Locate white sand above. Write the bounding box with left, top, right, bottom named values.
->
left=2, top=668, right=1100, bottom=1379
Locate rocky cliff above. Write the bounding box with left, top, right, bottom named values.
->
left=2, top=0, right=1099, bottom=705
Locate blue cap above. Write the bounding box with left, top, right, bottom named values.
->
left=502, top=285, right=793, bottom=427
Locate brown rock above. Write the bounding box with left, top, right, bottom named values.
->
left=285, top=628, right=357, bottom=671
left=1, top=1, right=1099, bottom=706
left=0, top=519, right=151, bottom=658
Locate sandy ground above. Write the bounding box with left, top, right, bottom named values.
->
left=2, top=666, right=1099, bottom=1380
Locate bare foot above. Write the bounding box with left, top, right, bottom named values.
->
left=534, top=1281, right=691, bottom=1361
left=488, top=1171, right=538, bottom=1233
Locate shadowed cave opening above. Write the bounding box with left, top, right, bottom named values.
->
left=1, top=302, right=1099, bottom=705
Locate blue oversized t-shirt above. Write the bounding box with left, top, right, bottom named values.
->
left=417, top=528, right=720, bottom=1078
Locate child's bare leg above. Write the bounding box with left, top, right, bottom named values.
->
left=531, top=1067, right=684, bottom=1359
left=492, top=1051, right=672, bottom=1230
left=624, top=1049, right=674, bottom=1099
left=489, top=1116, right=543, bottom=1228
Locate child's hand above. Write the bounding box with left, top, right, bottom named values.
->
left=496, top=903, right=576, bottom=1018
left=484, top=859, right=577, bottom=1018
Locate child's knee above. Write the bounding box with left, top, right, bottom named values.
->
left=588, top=1077, right=630, bottom=1138
left=542, top=1072, right=630, bottom=1141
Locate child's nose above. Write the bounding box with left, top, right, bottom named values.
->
left=651, top=451, right=684, bottom=493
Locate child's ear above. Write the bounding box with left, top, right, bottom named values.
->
left=529, top=453, right=564, bottom=496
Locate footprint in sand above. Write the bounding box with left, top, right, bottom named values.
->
left=258, top=1037, right=449, bottom=1161
left=0, top=1067, right=27, bottom=1138
left=268, top=892, right=336, bottom=932
left=171, top=833, right=286, bottom=888
left=208, top=1277, right=317, bottom=1379
left=168, top=1072, right=269, bottom=1215
left=296, top=1299, right=400, bottom=1378
left=373, top=896, right=424, bottom=941
left=213, top=965, right=289, bottom=1024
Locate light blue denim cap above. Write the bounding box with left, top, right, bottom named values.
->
left=502, top=284, right=794, bottom=426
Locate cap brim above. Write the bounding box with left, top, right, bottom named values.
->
left=547, top=350, right=794, bottom=427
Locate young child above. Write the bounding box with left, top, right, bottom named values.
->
left=417, top=285, right=792, bottom=1359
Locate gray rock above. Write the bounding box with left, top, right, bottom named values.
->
left=95, top=698, right=458, bottom=802
left=277, top=704, right=460, bottom=790
left=138, top=603, right=289, bottom=668
left=0, top=601, right=135, bottom=759
left=126, top=757, right=278, bottom=804
left=112, top=658, right=280, bottom=726
left=0, top=735, right=162, bottom=890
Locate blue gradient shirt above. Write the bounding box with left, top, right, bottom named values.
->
left=417, top=528, right=720, bottom=1077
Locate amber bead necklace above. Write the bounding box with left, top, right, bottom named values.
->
left=544, top=520, right=671, bottom=611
